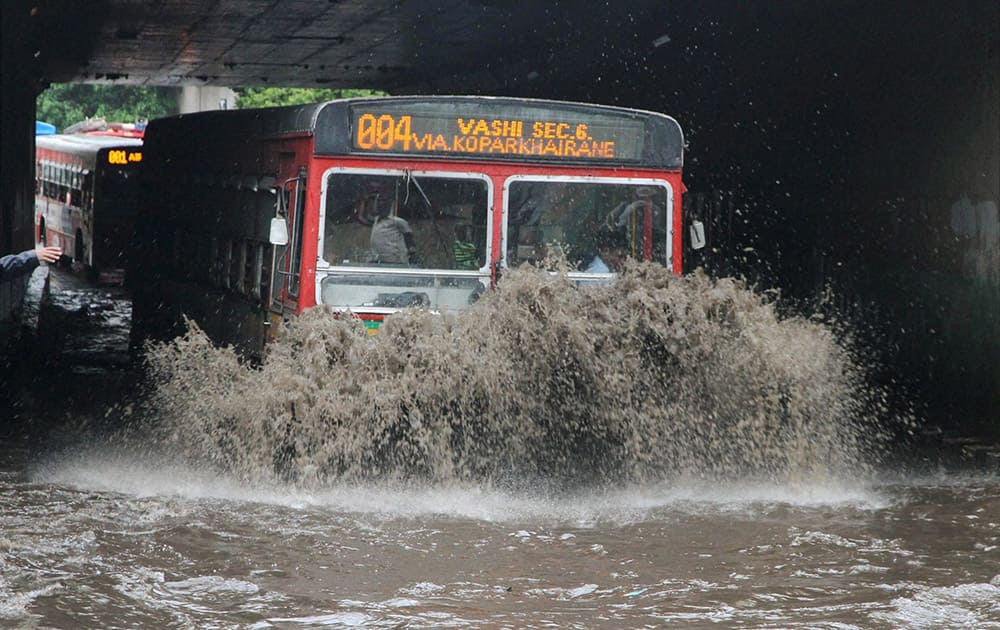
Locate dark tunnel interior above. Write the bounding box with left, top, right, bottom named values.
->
left=478, top=2, right=999, bottom=433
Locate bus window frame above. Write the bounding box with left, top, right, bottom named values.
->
left=269, top=170, right=308, bottom=312
left=501, top=174, right=675, bottom=272
left=269, top=185, right=291, bottom=313
left=287, top=170, right=308, bottom=298
left=313, top=166, right=494, bottom=315
left=316, top=165, right=495, bottom=276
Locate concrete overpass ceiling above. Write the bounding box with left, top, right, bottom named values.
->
left=27, top=0, right=996, bottom=195
left=25, top=0, right=996, bottom=190
left=36, top=0, right=856, bottom=94
left=48, top=0, right=410, bottom=88
left=36, top=1, right=985, bottom=114
left=33, top=0, right=608, bottom=92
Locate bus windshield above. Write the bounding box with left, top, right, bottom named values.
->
left=505, top=179, right=672, bottom=272
left=320, top=170, right=490, bottom=312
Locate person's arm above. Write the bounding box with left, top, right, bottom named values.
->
left=398, top=218, right=417, bottom=261
left=0, top=246, right=62, bottom=281
left=36, top=245, right=61, bottom=264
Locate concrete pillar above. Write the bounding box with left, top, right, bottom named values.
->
left=1, top=1, right=41, bottom=324
left=177, top=85, right=238, bottom=114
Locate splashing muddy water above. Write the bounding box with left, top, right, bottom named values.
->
left=137, top=263, right=889, bottom=486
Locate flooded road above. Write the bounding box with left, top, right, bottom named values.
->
left=2, top=266, right=999, bottom=629
left=5, top=456, right=1000, bottom=628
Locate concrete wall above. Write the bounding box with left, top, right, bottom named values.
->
left=1, top=3, right=41, bottom=324
left=673, top=4, right=1000, bottom=435
left=800, top=7, right=999, bottom=434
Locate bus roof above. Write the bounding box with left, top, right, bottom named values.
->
left=146, top=96, right=684, bottom=169
left=37, top=133, right=143, bottom=160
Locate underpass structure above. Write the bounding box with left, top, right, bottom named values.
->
left=1, top=0, right=997, bottom=435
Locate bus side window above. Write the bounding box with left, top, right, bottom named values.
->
left=209, top=237, right=220, bottom=286
left=222, top=240, right=233, bottom=290
left=42, top=162, right=54, bottom=198
left=83, top=173, right=94, bottom=211
left=234, top=240, right=248, bottom=295
left=250, top=242, right=263, bottom=299
left=259, top=243, right=272, bottom=306
left=287, top=172, right=307, bottom=297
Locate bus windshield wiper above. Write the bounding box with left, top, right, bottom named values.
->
left=403, top=170, right=432, bottom=209
left=404, top=170, right=450, bottom=255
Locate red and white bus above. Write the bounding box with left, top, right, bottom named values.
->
left=35, top=132, right=144, bottom=281
left=132, top=96, right=697, bottom=358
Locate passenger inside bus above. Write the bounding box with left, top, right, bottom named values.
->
left=584, top=229, right=628, bottom=273
left=604, top=186, right=662, bottom=234
left=452, top=223, right=479, bottom=270
left=366, top=181, right=417, bottom=265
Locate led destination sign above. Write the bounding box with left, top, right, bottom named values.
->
left=107, top=149, right=143, bottom=165
left=350, top=104, right=646, bottom=162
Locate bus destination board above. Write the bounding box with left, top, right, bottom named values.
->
left=350, top=103, right=646, bottom=162
left=107, top=149, right=143, bottom=165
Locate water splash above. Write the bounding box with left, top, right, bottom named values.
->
left=135, top=263, right=890, bottom=487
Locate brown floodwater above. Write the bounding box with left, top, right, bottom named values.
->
left=1, top=265, right=998, bottom=629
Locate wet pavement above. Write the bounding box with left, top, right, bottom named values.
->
left=1, top=265, right=133, bottom=447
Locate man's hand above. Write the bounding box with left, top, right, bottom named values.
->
left=35, top=245, right=62, bottom=264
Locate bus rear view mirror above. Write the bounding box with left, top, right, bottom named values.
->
left=690, top=220, right=706, bottom=249
left=269, top=217, right=289, bottom=246
left=690, top=220, right=706, bottom=250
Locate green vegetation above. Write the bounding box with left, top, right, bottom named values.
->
left=36, top=84, right=177, bottom=132
left=234, top=87, right=386, bottom=109
left=34, top=85, right=387, bottom=131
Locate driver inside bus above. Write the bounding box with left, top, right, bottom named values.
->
left=605, top=185, right=662, bottom=232
left=584, top=229, right=628, bottom=273
left=367, top=180, right=417, bottom=265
